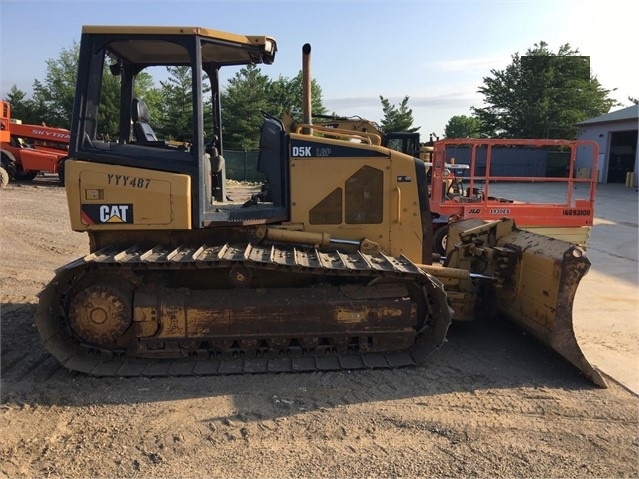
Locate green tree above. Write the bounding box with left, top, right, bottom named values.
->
left=444, top=115, right=483, bottom=138
left=269, top=71, right=327, bottom=122
left=99, top=70, right=123, bottom=138
left=5, top=41, right=329, bottom=148
left=96, top=66, right=158, bottom=139
left=31, top=42, right=80, bottom=128
left=150, top=66, right=214, bottom=142
left=155, top=66, right=194, bottom=141
left=3, top=86, right=40, bottom=125
left=6, top=42, right=156, bottom=137
left=221, top=65, right=272, bottom=150
left=379, top=96, right=419, bottom=134
left=472, top=42, right=618, bottom=139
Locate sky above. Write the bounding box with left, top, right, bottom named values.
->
left=0, top=0, right=637, bottom=137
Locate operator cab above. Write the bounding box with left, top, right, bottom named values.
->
left=70, top=26, right=288, bottom=227
left=382, top=132, right=421, bottom=159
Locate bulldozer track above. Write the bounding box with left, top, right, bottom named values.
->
left=36, top=243, right=452, bottom=377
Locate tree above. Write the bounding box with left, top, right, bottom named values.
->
left=220, top=65, right=273, bottom=150
left=154, top=66, right=195, bottom=141
left=98, top=69, right=124, bottom=138
left=4, top=41, right=328, bottom=149
left=221, top=68, right=328, bottom=149
left=472, top=42, right=618, bottom=139
left=444, top=115, right=483, bottom=138
left=268, top=71, right=327, bottom=123
left=3, top=86, right=39, bottom=124
left=93, top=68, right=158, bottom=140
left=31, top=42, right=80, bottom=128
left=379, top=96, right=419, bottom=134
left=5, top=42, right=155, bottom=136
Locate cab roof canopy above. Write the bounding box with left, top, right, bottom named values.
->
left=82, top=25, right=277, bottom=66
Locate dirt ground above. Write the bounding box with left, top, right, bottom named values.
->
left=1, top=176, right=638, bottom=478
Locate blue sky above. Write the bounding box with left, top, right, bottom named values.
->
left=1, top=0, right=637, bottom=136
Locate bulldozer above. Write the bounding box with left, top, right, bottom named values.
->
left=36, top=26, right=605, bottom=386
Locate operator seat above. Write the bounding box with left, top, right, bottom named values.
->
left=131, top=98, right=158, bottom=144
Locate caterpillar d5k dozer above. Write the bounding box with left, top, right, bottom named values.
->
left=36, top=26, right=605, bottom=386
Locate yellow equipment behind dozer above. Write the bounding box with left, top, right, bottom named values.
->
left=36, top=26, right=605, bottom=387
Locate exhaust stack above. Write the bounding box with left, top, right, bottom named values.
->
left=302, top=43, right=312, bottom=134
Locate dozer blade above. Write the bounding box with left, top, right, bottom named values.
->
left=450, top=219, right=607, bottom=387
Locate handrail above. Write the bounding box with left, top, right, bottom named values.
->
left=394, top=186, right=402, bottom=224
left=294, top=124, right=382, bottom=146
left=428, top=138, right=599, bottom=229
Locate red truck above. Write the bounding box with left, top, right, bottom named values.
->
left=0, top=100, right=70, bottom=186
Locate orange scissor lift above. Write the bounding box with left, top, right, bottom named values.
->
left=429, top=138, right=598, bottom=255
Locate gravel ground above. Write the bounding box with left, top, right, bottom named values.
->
left=1, top=176, right=637, bottom=478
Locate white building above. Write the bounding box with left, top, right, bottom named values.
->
left=576, top=105, right=638, bottom=184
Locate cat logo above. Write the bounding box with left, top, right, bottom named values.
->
left=81, top=204, right=134, bottom=225
left=100, top=205, right=130, bottom=222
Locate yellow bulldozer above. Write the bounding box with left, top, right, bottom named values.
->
left=36, top=26, right=605, bottom=386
